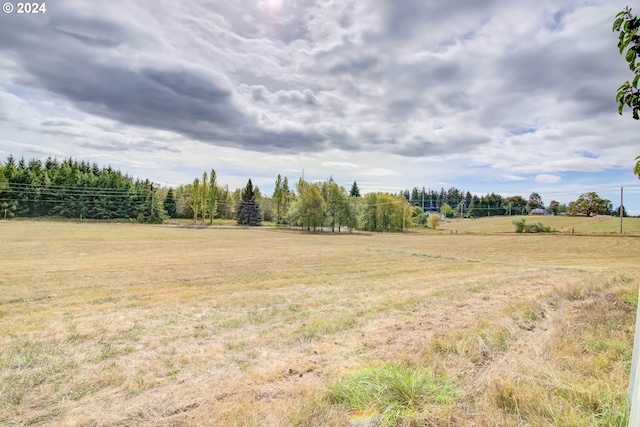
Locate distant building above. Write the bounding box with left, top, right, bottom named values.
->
left=530, top=208, right=547, bottom=216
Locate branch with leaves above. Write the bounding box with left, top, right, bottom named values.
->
left=613, top=7, right=640, bottom=176
left=613, top=6, right=640, bottom=119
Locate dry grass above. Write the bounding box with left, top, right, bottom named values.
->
left=438, top=215, right=640, bottom=235
left=1, top=221, right=638, bottom=426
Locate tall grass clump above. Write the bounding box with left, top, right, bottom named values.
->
left=330, top=362, right=461, bottom=425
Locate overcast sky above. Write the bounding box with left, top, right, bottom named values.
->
left=0, top=0, right=638, bottom=212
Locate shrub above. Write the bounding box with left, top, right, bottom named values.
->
left=513, top=219, right=552, bottom=233
left=428, top=214, right=441, bottom=229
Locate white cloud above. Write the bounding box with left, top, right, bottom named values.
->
left=501, top=174, right=527, bottom=182
left=535, top=174, right=562, bottom=184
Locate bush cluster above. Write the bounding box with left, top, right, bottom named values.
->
left=513, top=219, right=552, bottom=233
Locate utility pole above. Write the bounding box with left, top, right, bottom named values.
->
left=620, top=186, right=624, bottom=234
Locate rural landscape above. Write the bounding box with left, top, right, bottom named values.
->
left=2, top=1, right=640, bottom=426
left=1, top=216, right=639, bottom=426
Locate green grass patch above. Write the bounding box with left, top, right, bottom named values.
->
left=330, top=362, right=461, bottom=425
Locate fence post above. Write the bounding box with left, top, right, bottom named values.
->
left=629, top=286, right=640, bottom=426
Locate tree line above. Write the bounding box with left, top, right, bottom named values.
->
left=169, top=175, right=411, bottom=232
left=0, top=155, right=164, bottom=222
left=0, top=155, right=625, bottom=227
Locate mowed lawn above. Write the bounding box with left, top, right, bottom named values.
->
left=1, top=221, right=639, bottom=426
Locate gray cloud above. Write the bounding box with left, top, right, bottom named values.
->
left=83, top=139, right=181, bottom=153
left=0, top=0, right=637, bottom=203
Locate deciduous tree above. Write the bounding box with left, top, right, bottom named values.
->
left=326, top=181, right=346, bottom=232
left=273, top=174, right=284, bottom=224
left=207, top=169, right=218, bottom=224
left=190, top=178, right=201, bottom=223
left=427, top=213, right=441, bottom=229
left=526, top=192, right=544, bottom=212
left=282, top=177, right=291, bottom=223
left=547, top=200, right=560, bottom=215
left=200, top=171, right=208, bottom=223
left=413, top=206, right=427, bottom=227
left=297, top=181, right=325, bottom=231
left=440, top=203, right=455, bottom=218
left=570, top=192, right=612, bottom=217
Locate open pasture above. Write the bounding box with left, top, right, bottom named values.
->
left=1, top=221, right=639, bottom=426
left=438, top=215, right=640, bottom=235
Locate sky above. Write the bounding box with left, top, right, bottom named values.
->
left=0, top=0, right=639, bottom=212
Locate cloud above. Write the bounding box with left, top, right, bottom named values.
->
left=83, top=140, right=181, bottom=154
left=502, top=174, right=527, bottom=182
left=355, top=167, right=400, bottom=177
left=0, top=140, right=65, bottom=157
left=322, top=161, right=359, bottom=170
left=535, top=174, right=562, bottom=184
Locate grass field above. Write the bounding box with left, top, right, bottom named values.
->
left=1, top=221, right=639, bottom=426
left=438, top=215, right=640, bottom=235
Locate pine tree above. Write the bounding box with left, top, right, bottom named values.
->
left=136, top=182, right=167, bottom=223
left=236, top=179, right=261, bottom=226
left=163, top=188, right=177, bottom=218
left=147, top=187, right=168, bottom=224
left=1, top=201, right=17, bottom=219
left=350, top=181, right=361, bottom=197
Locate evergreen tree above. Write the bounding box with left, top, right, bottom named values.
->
left=146, top=186, right=168, bottom=224
left=1, top=201, right=17, bottom=219
left=136, top=182, right=167, bottom=224
left=236, top=179, right=261, bottom=226
left=410, top=187, right=419, bottom=204
left=1, top=154, right=155, bottom=220
left=163, top=188, right=177, bottom=218
left=464, top=191, right=473, bottom=209
left=350, top=181, right=361, bottom=197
